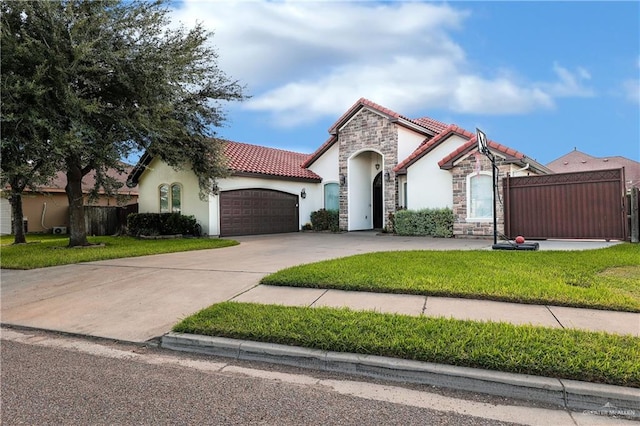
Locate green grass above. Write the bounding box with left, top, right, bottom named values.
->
left=261, top=243, right=640, bottom=312
left=174, top=302, right=640, bottom=388
left=0, top=234, right=238, bottom=269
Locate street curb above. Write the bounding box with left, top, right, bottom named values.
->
left=161, top=332, right=640, bottom=416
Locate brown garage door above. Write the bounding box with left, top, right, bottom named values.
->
left=220, top=189, right=299, bottom=236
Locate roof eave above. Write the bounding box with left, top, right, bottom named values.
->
left=231, top=170, right=322, bottom=183
left=127, top=152, right=153, bottom=187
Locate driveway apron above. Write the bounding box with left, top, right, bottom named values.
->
left=1, top=233, right=489, bottom=342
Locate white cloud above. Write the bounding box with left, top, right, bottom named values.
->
left=540, top=63, right=595, bottom=98
left=170, top=1, right=596, bottom=127
left=623, top=79, right=640, bottom=104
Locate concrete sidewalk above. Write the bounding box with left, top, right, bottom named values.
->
left=232, top=286, right=640, bottom=337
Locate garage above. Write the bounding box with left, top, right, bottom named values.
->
left=220, top=189, right=299, bottom=236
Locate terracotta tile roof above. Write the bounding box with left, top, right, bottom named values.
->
left=394, top=125, right=474, bottom=173
left=411, top=116, right=449, bottom=134
left=128, top=139, right=321, bottom=186
left=437, top=134, right=551, bottom=175
left=29, top=165, right=138, bottom=194
left=547, top=149, right=640, bottom=190
left=305, top=98, right=448, bottom=168
left=328, top=97, right=448, bottom=135
left=394, top=122, right=551, bottom=175
left=224, top=141, right=321, bottom=181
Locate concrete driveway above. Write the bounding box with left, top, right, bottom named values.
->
left=1, top=233, right=622, bottom=342
left=1, top=233, right=490, bottom=342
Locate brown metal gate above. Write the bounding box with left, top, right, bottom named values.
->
left=503, top=168, right=627, bottom=240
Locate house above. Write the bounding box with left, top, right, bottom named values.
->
left=128, top=98, right=551, bottom=238
left=0, top=167, right=138, bottom=235
left=546, top=149, right=640, bottom=192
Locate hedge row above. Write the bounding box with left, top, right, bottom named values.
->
left=127, top=213, right=201, bottom=237
left=394, top=208, right=454, bottom=237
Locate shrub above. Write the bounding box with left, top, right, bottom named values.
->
left=310, top=209, right=339, bottom=231
left=127, top=213, right=200, bottom=237
left=394, top=208, right=454, bottom=237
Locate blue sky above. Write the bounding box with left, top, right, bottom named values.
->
left=171, top=1, right=640, bottom=164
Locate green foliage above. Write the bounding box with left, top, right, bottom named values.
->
left=127, top=213, right=200, bottom=236
left=1, top=0, right=246, bottom=246
left=0, top=234, right=238, bottom=269
left=1, top=2, right=63, bottom=243
left=394, top=208, right=454, bottom=237
left=310, top=209, right=339, bottom=232
left=174, top=302, right=640, bottom=387
left=262, top=244, right=640, bottom=312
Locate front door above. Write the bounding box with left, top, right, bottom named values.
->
left=373, top=172, right=383, bottom=229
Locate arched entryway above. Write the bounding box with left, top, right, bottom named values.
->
left=373, top=172, right=383, bottom=229
left=346, top=150, right=384, bottom=231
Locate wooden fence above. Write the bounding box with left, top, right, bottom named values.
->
left=84, top=204, right=138, bottom=236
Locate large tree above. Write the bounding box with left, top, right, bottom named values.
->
left=2, top=0, right=245, bottom=246
left=1, top=2, right=61, bottom=244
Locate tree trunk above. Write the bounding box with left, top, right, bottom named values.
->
left=65, top=163, right=89, bottom=247
left=9, top=190, right=26, bottom=244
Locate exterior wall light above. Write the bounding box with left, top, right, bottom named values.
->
left=384, top=171, right=391, bottom=182
left=300, top=188, right=306, bottom=199
left=375, top=163, right=380, bottom=170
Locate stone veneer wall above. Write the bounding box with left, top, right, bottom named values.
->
left=452, top=152, right=510, bottom=238
left=337, top=108, right=398, bottom=230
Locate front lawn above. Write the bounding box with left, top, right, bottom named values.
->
left=0, top=234, right=238, bottom=269
left=174, top=302, right=640, bottom=388
left=261, top=244, right=640, bottom=312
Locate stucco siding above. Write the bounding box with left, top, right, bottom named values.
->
left=397, top=127, right=426, bottom=165
left=406, top=135, right=466, bottom=209
left=137, top=158, right=210, bottom=234
left=308, top=144, right=339, bottom=185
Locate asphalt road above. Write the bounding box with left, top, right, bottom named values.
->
left=3, top=328, right=630, bottom=426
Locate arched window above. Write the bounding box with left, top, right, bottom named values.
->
left=159, top=183, right=182, bottom=213
left=159, top=184, right=170, bottom=213
left=467, top=173, right=492, bottom=220
left=170, top=183, right=182, bottom=213
left=324, top=183, right=339, bottom=211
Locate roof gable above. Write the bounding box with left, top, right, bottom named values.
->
left=438, top=136, right=552, bottom=175
left=304, top=98, right=448, bottom=168
left=394, top=125, right=474, bottom=173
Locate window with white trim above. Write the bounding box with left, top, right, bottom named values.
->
left=159, top=183, right=182, bottom=213
left=467, top=173, right=492, bottom=220
left=324, top=183, right=339, bottom=211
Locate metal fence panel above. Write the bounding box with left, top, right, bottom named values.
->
left=503, top=169, right=627, bottom=240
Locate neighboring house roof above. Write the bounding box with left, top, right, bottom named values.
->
left=304, top=97, right=449, bottom=168
left=546, top=149, right=640, bottom=190
left=13, top=166, right=138, bottom=195
left=128, top=140, right=321, bottom=186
